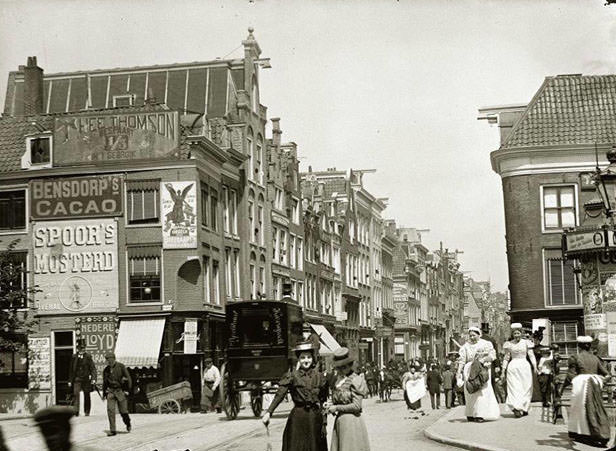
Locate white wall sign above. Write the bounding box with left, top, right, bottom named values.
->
left=28, top=337, right=51, bottom=390
left=161, top=182, right=197, bottom=249
left=33, top=219, right=119, bottom=314
left=183, top=319, right=198, bottom=354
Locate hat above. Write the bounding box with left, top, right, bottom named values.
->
left=510, top=323, right=523, bottom=330
left=577, top=336, right=593, bottom=344
left=468, top=326, right=482, bottom=337
left=76, top=340, right=86, bottom=349
left=332, top=347, right=354, bottom=368
left=104, top=352, right=115, bottom=359
left=293, top=341, right=316, bottom=355
left=204, top=357, right=213, bottom=364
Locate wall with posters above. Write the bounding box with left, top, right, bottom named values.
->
left=161, top=181, right=197, bottom=249
left=75, top=316, right=118, bottom=385
left=33, top=219, right=119, bottom=314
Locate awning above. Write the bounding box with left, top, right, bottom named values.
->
left=115, top=318, right=166, bottom=368
left=309, top=323, right=341, bottom=356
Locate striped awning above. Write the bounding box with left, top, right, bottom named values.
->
left=114, top=318, right=166, bottom=368
left=309, top=323, right=341, bottom=355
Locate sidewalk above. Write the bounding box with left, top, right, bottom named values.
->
left=424, top=403, right=614, bottom=451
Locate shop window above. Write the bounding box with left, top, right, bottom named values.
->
left=552, top=322, right=578, bottom=356
left=0, top=252, right=28, bottom=309
left=127, top=181, right=159, bottom=224
left=0, top=190, right=26, bottom=230
left=545, top=250, right=579, bottom=306
left=542, top=185, right=576, bottom=231
left=129, top=255, right=161, bottom=303
left=0, top=334, right=28, bottom=388
left=27, top=136, right=52, bottom=166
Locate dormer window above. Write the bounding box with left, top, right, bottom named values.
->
left=23, top=135, right=52, bottom=169
left=113, top=94, right=135, bottom=107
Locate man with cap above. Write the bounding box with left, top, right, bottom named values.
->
left=68, top=339, right=97, bottom=416
left=561, top=336, right=611, bottom=447
left=102, top=352, right=132, bottom=436
left=201, top=357, right=221, bottom=414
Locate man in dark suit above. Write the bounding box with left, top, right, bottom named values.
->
left=102, top=352, right=132, bottom=436
left=426, top=364, right=443, bottom=409
left=68, top=340, right=97, bottom=416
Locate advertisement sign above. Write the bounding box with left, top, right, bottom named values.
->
left=161, top=182, right=197, bottom=249
left=33, top=219, right=119, bottom=314
left=584, top=313, right=606, bottom=331
left=30, top=175, right=123, bottom=220
left=54, top=111, right=179, bottom=165
left=28, top=337, right=51, bottom=390
left=183, top=319, right=199, bottom=355
left=607, top=312, right=616, bottom=357
left=75, top=316, right=117, bottom=385
left=565, top=230, right=606, bottom=254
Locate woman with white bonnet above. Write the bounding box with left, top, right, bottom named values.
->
left=456, top=326, right=500, bottom=422
left=562, top=335, right=610, bottom=448
left=502, top=322, right=537, bottom=417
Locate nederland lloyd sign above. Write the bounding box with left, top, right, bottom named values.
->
left=161, top=182, right=197, bottom=249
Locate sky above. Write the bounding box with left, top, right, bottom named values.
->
left=1, top=0, right=616, bottom=293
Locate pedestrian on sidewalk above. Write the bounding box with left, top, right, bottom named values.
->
left=503, top=323, right=537, bottom=418
left=102, top=352, right=132, bottom=436
left=537, top=346, right=553, bottom=407
left=201, top=357, right=222, bottom=414
left=457, top=327, right=500, bottom=423
left=426, top=364, right=442, bottom=410
left=68, top=339, right=97, bottom=417
left=262, top=342, right=329, bottom=451
left=441, top=365, right=454, bottom=409
left=325, top=347, right=370, bottom=451
left=402, top=363, right=426, bottom=418
left=561, top=336, right=611, bottom=448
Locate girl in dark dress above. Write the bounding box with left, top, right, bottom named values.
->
left=262, top=342, right=329, bottom=451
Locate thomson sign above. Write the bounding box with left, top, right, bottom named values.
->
left=563, top=228, right=616, bottom=256
left=30, top=175, right=123, bottom=220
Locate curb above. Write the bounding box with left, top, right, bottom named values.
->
left=0, top=415, right=33, bottom=422
left=423, top=407, right=510, bottom=451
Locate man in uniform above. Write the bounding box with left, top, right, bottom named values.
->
left=68, top=339, right=97, bottom=416
left=201, top=357, right=221, bottom=413
left=102, top=352, right=132, bottom=436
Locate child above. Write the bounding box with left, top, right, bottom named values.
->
left=537, top=346, right=553, bottom=407
left=441, top=365, right=454, bottom=409
left=492, top=365, right=506, bottom=403
left=402, top=365, right=426, bottom=419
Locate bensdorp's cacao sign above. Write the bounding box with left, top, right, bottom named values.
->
left=30, top=175, right=123, bottom=220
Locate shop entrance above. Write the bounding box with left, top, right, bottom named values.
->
left=54, top=331, right=74, bottom=405
left=172, top=355, right=202, bottom=410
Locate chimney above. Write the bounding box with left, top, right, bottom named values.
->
left=271, top=117, right=282, bottom=147
left=24, top=56, right=44, bottom=115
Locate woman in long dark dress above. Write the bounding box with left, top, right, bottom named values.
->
left=262, top=342, right=328, bottom=451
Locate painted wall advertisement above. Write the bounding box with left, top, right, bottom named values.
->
left=28, top=337, right=51, bottom=390
left=182, top=319, right=199, bottom=355
left=33, top=218, right=119, bottom=314
left=161, top=181, right=197, bottom=249
left=30, top=175, right=123, bottom=220
left=53, top=111, right=179, bottom=164
left=75, top=316, right=117, bottom=385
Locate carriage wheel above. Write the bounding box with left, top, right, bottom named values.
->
left=250, top=389, right=263, bottom=417
left=220, top=363, right=240, bottom=420
left=158, top=399, right=181, bottom=414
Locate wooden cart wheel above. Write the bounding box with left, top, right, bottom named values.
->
left=158, top=399, right=181, bottom=414
left=250, top=389, right=263, bottom=417
left=220, top=363, right=240, bottom=420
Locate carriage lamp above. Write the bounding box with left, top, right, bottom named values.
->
left=593, top=145, right=616, bottom=220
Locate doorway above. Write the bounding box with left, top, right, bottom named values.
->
left=172, top=355, right=202, bottom=410
left=54, top=331, right=74, bottom=406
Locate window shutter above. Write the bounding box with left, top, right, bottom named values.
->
left=549, top=259, right=563, bottom=305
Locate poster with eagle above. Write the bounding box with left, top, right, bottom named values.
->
left=161, top=181, right=197, bottom=249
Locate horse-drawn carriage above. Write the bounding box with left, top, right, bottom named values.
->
left=220, top=299, right=304, bottom=420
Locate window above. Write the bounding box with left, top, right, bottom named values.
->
left=225, top=249, right=232, bottom=298
left=27, top=136, right=51, bottom=165
left=201, top=184, right=209, bottom=227
left=233, top=250, right=240, bottom=298
left=0, top=334, right=27, bottom=388
left=291, top=198, right=300, bottom=224
left=552, top=321, right=578, bottom=356
left=248, top=199, right=255, bottom=243
left=0, top=252, right=27, bottom=309
left=274, top=188, right=284, bottom=211
left=129, top=255, right=161, bottom=303
left=289, top=235, right=296, bottom=269
left=297, top=281, right=304, bottom=307
left=247, top=132, right=254, bottom=181
left=542, top=185, right=576, bottom=230
left=0, top=190, right=26, bottom=230
left=256, top=136, right=263, bottom=185
left=258, top=205, right=264, bottom=245
left=297, top=238, right=303, bottom=270
left=230, top=190, right=238, bottom=234
left=203, top=257, right=211, bottom=303
left=212, top=261, right=220, bottom=305
left=394, top=336, right=404, bottom=355
left=222, top=187, right=229, bottom=233
left=279, top=230, right=287, bottom=265
left=250, top=264, right=256, bottom=299
left=210, top=190, right=218, bottom=232
left=273, top=227, right=279, bottom=261
left=127, top=181, right=159, bottom=224
left=112, top=94, right=135, bottom=107
left=545, top=250, right=579, bottom=306
left=273, top=276, right=279, bottom=300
